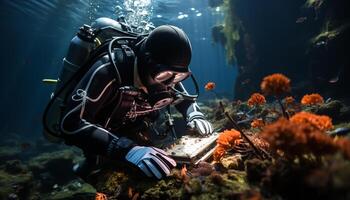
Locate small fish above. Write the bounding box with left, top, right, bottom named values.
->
left=296, top=17, right=307, bottom=23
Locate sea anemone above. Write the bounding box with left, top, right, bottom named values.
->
left=205, top=82, right=216, bottom=91
left=213, top=129, right=241, bottom=161
left=247, top=93, right=266, bottom=107
left=260, top=73, right=291, bottom=97
left=251, top=119, right=265, bottom=129
left=301, top=93, right=324, bottom=105
left=290, top=112, right=333, bottom=131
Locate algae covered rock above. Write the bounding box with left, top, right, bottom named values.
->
left=4, top=160, right=28, bottom=174
left=45, top=180, right=96, bottom=200
left=0, top=146, right=21, bottom=163
left=0, top=167, right=33, bottom=199
left=28, top=149, right=81, bottom=185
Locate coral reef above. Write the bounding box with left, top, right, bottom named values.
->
left=301, top=93, right=324, bottom=105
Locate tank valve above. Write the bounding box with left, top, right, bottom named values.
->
left=77, top=24, right=95, bottom=42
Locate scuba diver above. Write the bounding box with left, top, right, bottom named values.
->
left=43, top=17, right=213, bottom=180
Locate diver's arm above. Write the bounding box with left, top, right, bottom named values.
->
left=174, top=82, right=213, bottom=135
left=60, top=61, right=135, bottom=159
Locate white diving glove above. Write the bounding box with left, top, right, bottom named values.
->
left=125, top=146, right=176, bottom=179
left=186, top=103, right=214, bottom=136
left=187, top=118, right=214, bottom=136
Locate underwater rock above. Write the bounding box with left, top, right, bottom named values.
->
left=245, top=158, right=270, bottom=184
left=28, top=149, right=81, bottom=185
left=46, top=180, right=96, bottom=200
left=4, top=160, right=27, bottom=174
left=221, top=154, right=244, bottom=170
left=35, top=137, right=66, bottom=153
left=0, top=167, right=33, bottom=199
left=306, top=100, right=350, bottom=123
left=309, top=100, right=342, bottom=117
left=7, top=193, right=19, bottom=200
left=0, top=146, right=21, bottom=163
left=191, top=161, right=215, bottom=177
left=86, top=159, right=250, bottom=199
left=244, top=153, right=350, bottom=200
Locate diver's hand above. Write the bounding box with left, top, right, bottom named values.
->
left=187, top=118, right=214, bottom=136
left=125, top=146, right=176, bottom=179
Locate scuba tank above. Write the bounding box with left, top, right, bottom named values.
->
left=43, top=25, right=96, bottom=142
left=42, top=18, right=140, bottom=142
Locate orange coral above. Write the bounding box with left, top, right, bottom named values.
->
left=213, top=146, right=226, bottom=162
left=260, top=118, right=338, bottom=158
left=213, top=129, right=241, bottom=161
left=251, top=119, right=265, bottom=128
left=205, top=82, right=216, bottom=91
left=301, top=93, right=324, bottom=105
left=217, top=129, right=241, bottom=148
left=247, top=93, right=266, bottom=107
left=260, top=73, right=291, bottom=96
left=290, top=112, right=333, bottom=131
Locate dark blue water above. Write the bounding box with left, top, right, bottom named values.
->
left=0, top=0, right=237, bottom=138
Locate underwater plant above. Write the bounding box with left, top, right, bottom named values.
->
left=213, top=129, right=241, bottom=161
left=221, top=0, right=241, bottom=64
left=301, top=93, right=324, bottom=105
left=290, top=111, right=333, bottom=131
left=247, top=93, right=266, bottom=107
left=260, top=73, right=291, bottom=119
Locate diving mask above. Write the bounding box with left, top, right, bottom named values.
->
left=153, top=64, right=191, bottom=85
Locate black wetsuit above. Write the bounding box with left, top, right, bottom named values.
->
left=60, top=49, right=202, bottom=161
